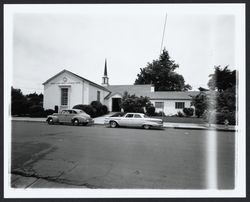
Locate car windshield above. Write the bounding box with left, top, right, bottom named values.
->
left=143, top=114, right=149, bottom=118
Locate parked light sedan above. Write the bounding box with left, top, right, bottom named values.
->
left=104, top=113, right=164, bottom=129
left=46, top=109, right=94, bottom=126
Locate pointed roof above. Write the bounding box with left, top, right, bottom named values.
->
left=42, top=69, right=111, bottom=92
left=104, top=59, right=108, bottom=76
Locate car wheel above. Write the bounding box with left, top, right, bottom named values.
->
left=73, top=119, right=79, bottom=126
left=110, top=121, right=117, bottom=128
left=47, top=118, right=54, bottom=125
left=143, top=124, right=150, bottom=129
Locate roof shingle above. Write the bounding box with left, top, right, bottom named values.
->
left=105, top=84, right=199, bottom=100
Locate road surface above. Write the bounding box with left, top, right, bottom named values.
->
left=10, top=121, right=235, bottom=189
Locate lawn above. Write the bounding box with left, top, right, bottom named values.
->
left=152, top=116, right=206, bottom=124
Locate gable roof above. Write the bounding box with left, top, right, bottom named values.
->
left=105, top=84, right=199, bottom=100
left=105, top=84, right=152, bottom=99
left=43, top=69, right=111, bottom=92
left=145, top=91, right=200, bottom=100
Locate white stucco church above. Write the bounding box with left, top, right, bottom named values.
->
left=43, top=61, right=198, bottom=115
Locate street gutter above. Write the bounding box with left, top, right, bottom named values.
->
left=11, top=119, right=237, bottom=132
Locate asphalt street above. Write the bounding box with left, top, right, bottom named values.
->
left=11, top=121, right=235, bottom=189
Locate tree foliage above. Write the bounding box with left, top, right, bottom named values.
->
left=192, top=92, right=209, bottom=118
left=120, top=91, right=152, bottom=113
left=11, top=87, right=28, bottom=115
left=192, top=66, right=237, bottom=124
left=134, top=49, right=191, bottom=91
left=208, top=65, right=236, bottom=92
left=11, top=87, right=50, bottom=117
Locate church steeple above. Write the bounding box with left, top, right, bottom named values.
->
left=102, top=58, right=109, bottom=86
left=104, top=59, right=107, bottom=76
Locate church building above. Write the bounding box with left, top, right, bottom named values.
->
left=43, top=61, right=198, bottom=115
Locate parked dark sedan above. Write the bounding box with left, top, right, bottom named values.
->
left=46, top=109, right=93, bottom=126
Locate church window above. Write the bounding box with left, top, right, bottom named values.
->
left=61, top=88, right=68, bottom=106
left=97, top=91, right=100, bottom=102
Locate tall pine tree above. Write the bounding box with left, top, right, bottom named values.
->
left=134, top=49, right=191, bottom=91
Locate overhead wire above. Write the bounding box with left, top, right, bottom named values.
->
left=160, top=12, right=168, bottom=55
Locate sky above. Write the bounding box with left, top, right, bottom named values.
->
left=9, top=4, right=238, bottom=94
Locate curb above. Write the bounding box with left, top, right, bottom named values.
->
left=12, top=119, right=236, bottom=132
left=12, top=119, right=46, bottom=123
left=168, top=126, right=236, bottom=132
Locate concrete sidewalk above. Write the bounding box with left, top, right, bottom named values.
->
left=11, top=115, right=237, bottom=132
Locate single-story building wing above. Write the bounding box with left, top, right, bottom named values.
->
left=43, top=67, right=199, bottom=116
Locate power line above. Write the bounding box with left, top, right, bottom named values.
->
left=160, top=12, right=168, bottom=55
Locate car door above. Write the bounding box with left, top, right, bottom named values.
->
left=131, top=114, right=144, bottom=127
left=65, top=110, right=75, bottom=123
left=120, top=113, right=134, bottom=127
left=58, top=110, right=67, bottom=122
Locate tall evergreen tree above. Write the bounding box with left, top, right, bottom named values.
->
left=135, top=49, right=191, bottom=91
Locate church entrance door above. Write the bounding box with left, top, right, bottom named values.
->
left=112, top=98, right=121, bottom=112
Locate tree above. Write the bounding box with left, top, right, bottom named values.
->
left=192, top=66, right=237, bottom=125
left=135, top=49, right=191, bottom=91
left=208, top=65, right=236, bottom=92
left=11, top=87, right=28, bottom=115
left=120, top=92, right=152, bottom=113
left=192, top=92, right=208, bottom=118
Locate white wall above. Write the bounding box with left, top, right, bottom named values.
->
left=44, top=71, right=110, bottom=110
left=88, top=84, right=110, bottom=105
left=43, top=72, right=83, bottom=110
left=151, top=99, right=192, bottom=116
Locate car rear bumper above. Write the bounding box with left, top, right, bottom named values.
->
left=150, top=123, right=164, bottom=128
left=84, top=119, right=94, bottom=125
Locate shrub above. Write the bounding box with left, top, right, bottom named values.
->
left=120, top=92, right=151, bottom=113
left=11, top=100, right=29, bottom=116
left=28, top=105, right=44, bottom=117
left=111, top=112, right=125, bottom=117
left=45, top=109, right=54, bottom=116
left=216, top=110, right=236, bottom=125
left=155, top=111, right=166, bottom=117
left=73, top=104, right=95, bottom=117
left=176, top=111, right=184, bottom=117
left=183, top=108, right=194, bottom=117
left=146, top=105, right=155, bottom=116
left=101, top=105, right=108, bottom=115
left=203, top=110, right=236, bottom=125
left=90, top=101, right=105, bottom=117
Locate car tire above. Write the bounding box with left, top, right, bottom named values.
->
left=47, top=118, right=54, bottom=125
left=73, top=119, right=79, bottom=126
left=110, top=121, right=117, bottom=128
left=143, top=124, right=150, bottom=129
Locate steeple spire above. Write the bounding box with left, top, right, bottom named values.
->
left=102, top=58, right=109, bottom=86
left=104, top=59, right=107, bottom=76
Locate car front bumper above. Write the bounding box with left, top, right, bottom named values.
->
left=84, top=118, right=94, bottom=125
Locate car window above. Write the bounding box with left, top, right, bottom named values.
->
left=72, top=110, right=77, bottom=114
left=134, top=114, right=142, bottom=118
left=61, top=110, right=69, bottom=114
left=125, top=114, right=134, bottom=118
